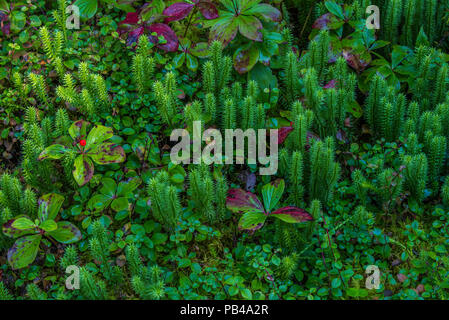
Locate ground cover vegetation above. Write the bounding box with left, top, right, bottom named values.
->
left=1, top=0, right=449, bottom=300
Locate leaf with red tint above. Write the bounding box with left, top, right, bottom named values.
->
left=271, top=206, right=314, bottom=223
left=323, top=79, right=337, bottom=89
left=148, top=23, right=179, bottom=52
left=163, top=2, right=194, bottom=22
left=277, top=126, right=293, bottom=144
left=238, top=15, right=263, bottom=42
left=233, top=45, right=259, bottom=74
left=119, top=12, right=139, bottom=25
left=126, top=26, right=144, bottom=47
left=312, top=13, right=332, bottom=29
left=342, top=50, right=370, bottom=72
left=238, top=211, right=267, bottom=231
left=246, top=3, right=281, bottom=22
left=1, top=21, right=10, bottom=36
left=226, top=189, right=265, bottom=214
left=197, top=1, right=218, bottom=20
left=0, top=12, right=10, bottom=35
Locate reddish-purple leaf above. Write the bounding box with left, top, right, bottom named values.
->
left=312, top=13, right=332, bottom=30
left=126, top=26, right=144, bottom=46
left=277, top=126, right=293, bottom=144
left=323, top=79, right=337, bottom=89
left=0, top=12, right=10, bottom=36
left=148, top=23, right=179, bottom=52
left=271, top=206, right=314, bottom=223
left=120, top=12, right=140, bottom=25
left=226, top=189, right=265, bottom=214
left=197, top=1, right=218, bottom=20
left=163, top=2, right=194, bottom=22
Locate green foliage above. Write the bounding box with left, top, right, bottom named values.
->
left=202, top=41, right=232, bottom=98
left=148, top=171, right=182, bottom=232
left=3, top=193, right=81, bottom=269
left=0, top=282, right=13, bottom=300
left=403, top=153, right=428, bottom=202
left=132, top=37, right=155, bottom=95
left=309, top=138, right=341, bottom=205
left=38, top=120, right=126, bottom=186
left=2, top=0, right=449, bottom=302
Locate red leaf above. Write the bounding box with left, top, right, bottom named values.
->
left=163, top=2, right=194, bottom=22
left=197, top=1, right=218, bottom=20
left=271, top=206, right=314, bottom=223
left=277, top=126, right=293, bottom=144
left=323, top=79, right=337, bottom=89
left=1, top=21, right=10, bottom=36
left=120, top=12, right=139, bottom=25
left=312, top=13, right=332, bottom=29
left=126, top=26, right=144, bottom=47
left=226, top=189, right=265, bottom=214
left=148, top=23, right=179, bottom=52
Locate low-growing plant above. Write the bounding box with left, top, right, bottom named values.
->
left=2, top=193, right=81, bottom=269
left=38, top=120, right=126, bottom=186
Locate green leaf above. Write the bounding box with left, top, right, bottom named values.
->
left=29, top=15, right=42, bottom=27
left=74, top=0, right=98, bottom=19
left=391, top=45, right=412, bottom=69
left=0, top=0, right=8, bottom=12
left=38, top=193, right=65, bottom=221
left=11, top=217, right=35, bottom=230
left=189, top=42, right=209, bottom=57
left=85, top=125, right=114, bottom=150
left=179, top=258, right=191, bottom=268
left=208, top=13, right=238, bottom=46
left=117, top=177, right=141, bottom=197
left=233, top=44, right=259, bottom=74
left=100, top=177, right=117, bottom=197
left=237, top=15, right=262, bottom=41
left=332, top=278, right=342, bottom=288
left=47, top=222, right=82, bottom=244
left=173, top=53, right=185, bottom=69
left=88, top=194, right=113, bottom=211
left=40, top=220, right=57, bottom=232
left=245, top=3, right=281, bottom=22
left=38, top=144, right=69, bottom=160
left=241, top=288, right=253, bottom=299
left=186, top=54, right=198, bottom=72
left=2, top=216, right=36, bottom=239
left=249, top=63, right=277, bottom=90
left=88, top=143, right=126, bottom=164
left=325, top=0, right=345, bottom=20
left=11, top=11, right=26, bottom=31
left=111, top=197, right=129, bottom=212
left=238, top=211, right=267, bottom=231
left=7, top=234, right=42, bottom=270
left=262, top=179, right=285, bottom=213
left=73, top=155, right=94, bottom=186
left=69, top=120, right=89, bottom=141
